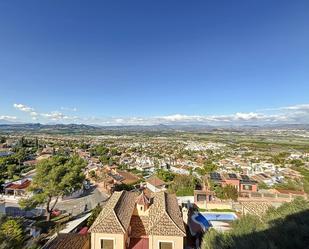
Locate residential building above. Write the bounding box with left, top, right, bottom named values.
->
left=145, top=176, right=167, bottom=193
left=3, top=178, right=31, bottom=197
left=209, top=172, right=258, bottom=193
left=89, top=190, right=186, bottom=249
left=194, top=172, right=258, bottom=204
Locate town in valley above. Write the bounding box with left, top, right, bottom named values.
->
left=0, top=124, right=309, bottom=248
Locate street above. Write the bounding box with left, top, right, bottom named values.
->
left=55, top=187, right=109, bottom=215
left=1, top=186, right=109, bottom=217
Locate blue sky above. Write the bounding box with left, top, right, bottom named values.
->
left=0, top=0, right=308, bottom=125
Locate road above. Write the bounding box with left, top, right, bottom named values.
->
left=1, top=186, right=109, bottom=217
left=55, top=187, right=109, bottom=215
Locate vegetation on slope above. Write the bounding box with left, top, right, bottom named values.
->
left=202, top=198, right=309, bottom=249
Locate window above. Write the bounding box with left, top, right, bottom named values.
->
left=243, top=185, right=252, bottom=190
left=100, top=239, right=114, bottom=249
left=197, top=194, right=206, bottom=201
left=159, top=242, right=173, bottom=249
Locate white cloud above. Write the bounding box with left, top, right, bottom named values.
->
left=234, top=112, right=263, bottom=121
left=10, top=102, right=309, bottom=126
left=41, top=111, right=71, bottom=121
left=281, top=104, right=309, bottom=111
left=13, top=103, right=74, bottom=122
left=60, top=107, right=78, bottom=112
left=13, top=103, right=34, bottom=112
left=0, top=115, right=17, bottom=120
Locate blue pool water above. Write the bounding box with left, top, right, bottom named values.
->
left=202, top=213, right=236, bottom=221
left=195, top=214, right=212, bottom=228
left=194, top=213, right=237, bottom=229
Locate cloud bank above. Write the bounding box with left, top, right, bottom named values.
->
left=7, top=103, right=309, bottom=126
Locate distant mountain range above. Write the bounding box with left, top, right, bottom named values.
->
left=1, top=122, right=309, bottom=134
left=0, top=119, right=20, bottom=125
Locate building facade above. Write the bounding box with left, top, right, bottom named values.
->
left=89, top=190, right=186, bottom=249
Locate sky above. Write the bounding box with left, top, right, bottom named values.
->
left=0, top=0, right=308, bottom=125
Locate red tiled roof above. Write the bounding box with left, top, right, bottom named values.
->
left=90, top=191, right=186, bottom=237
left=129, top=238, right=149, bottom=249
left=117, top=170, right=140, bottom=185
left=89, top=191, right=138, bottom=234
left=130, top=215, right=149, bottom=237
left=78, top=227, right=88, bottom=235
left=5, top=179, right=31, bottom=190
left=45, top=234, right=89, bottom=249
left=136, top=192, right=150, bottom=206
left=146, top=176, right=166, bottom=187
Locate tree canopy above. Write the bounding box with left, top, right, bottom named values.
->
left=156, top=169, right=175, bottom=182
left=213, top=184, right=238, bottom=201
left=19, top=155, right=86, bottom=221
left=0, top=217, right=25, bottom=249
left=169, top=174, right=198, bottom=196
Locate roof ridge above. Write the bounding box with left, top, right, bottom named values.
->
left=163, top=192, right=186, bottom=236
left=147, top=191, right=165, bottom=234
left=113, top=191, right=127, bottom=233
left=88, top=191, right=124, bottom=233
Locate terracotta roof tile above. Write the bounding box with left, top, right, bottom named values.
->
left=89, top=191, right=138, bottom=234
left=148, top=192, right=186, bottom=237
left=146, top=176, right=166, bottom=187
left=115, top=191, right=139, bottom=230
left=130, top=216, right=149, bottom=238
left=136, top=192, right=150, bottom=206
left=5, top=179, right=31, bottom=190
left=46, top=234, right=89, bottom=249
left=165, top=193, right=186, bottom=234
left=117, top=170, right=140, bottom=185
left=90, top=190, right=186, bottom=237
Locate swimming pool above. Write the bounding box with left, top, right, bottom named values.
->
left=202, top=212, right=237, bottom=221
left=192, top=212, right=237, bottom=231
left=194, top=214, right=212, bottom=229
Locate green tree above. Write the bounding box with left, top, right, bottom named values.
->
left=0, top=136, right=6, bottom=144
left=99, top=155, right=109, bottom=165
left=203, top=162, right=218, bottom=174
left=35, top=137, right=39, bottom=149
left=214, top=184, right=238, bottom=201
left=169, top=174, right=198, bottom=196
left=91, top=144, right=109, bottom=156
left=19, top=155, right=86, bottom=221
left=0, top=218, right=24, bottom=249
left=258, top=182, right=270, bottom=190
left=7, top=164, right=17, bottom=179
left=14, top=148, right=27, bottom=166
left=290, top=159, right=304, bottom=167
left=156, top=169, right=175, bottom=182
left=195, top=162, right=218, bottom=176
left=113, top=183, right=134, bottom=191
left=274, top=179, right=303, bottom=192
left=87, top=204, right=102, bottom=227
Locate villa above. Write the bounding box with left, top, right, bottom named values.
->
left=89, top=190, right=186, bottom=249
left=194, top=172, right=258, bottom=205
left=3, top=178, right=32, bottom=197
left=209, top=173, right=258, bottom=193
left=145, top=176, right=167, bottom=193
